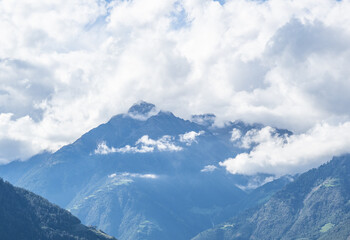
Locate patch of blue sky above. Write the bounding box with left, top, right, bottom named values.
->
left=84, top=0, right=115, bottom=31
left=170, top=1, right=192, bottom=30
left=84, top=15, right=108, bottom=31
left=213, top=0, right=225, bottom=5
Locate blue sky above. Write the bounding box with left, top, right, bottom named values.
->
left=1, top=0, right=350, bottom=175
left=213, top=0, right=226, bottom=5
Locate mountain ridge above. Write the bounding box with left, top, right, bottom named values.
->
left=193, top=154, right=350, bottom=240
left=0, top=177, right=116, bottom=240
left=0, top=101, right=293, bottom=240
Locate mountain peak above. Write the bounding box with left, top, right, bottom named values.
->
left=127, top=101, right=158, bottom=120
left=191, top=114, right=216, bottom=127
left=128, top=101, right=156, bottom=115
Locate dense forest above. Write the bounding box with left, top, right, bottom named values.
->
left=0, top=178, right=116, bottom=240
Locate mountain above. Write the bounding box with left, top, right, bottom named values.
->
left=0, top=178, right=116, bottom=240
left=0, top=101, right=291, bottom=240
left=193, top=154, right=350, bottom=240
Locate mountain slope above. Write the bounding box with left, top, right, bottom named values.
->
left=0, top=178, right=116, bottom=240
left=193, top=154, right=350, bottom=240
left=0, top=102, right=291, bottom=240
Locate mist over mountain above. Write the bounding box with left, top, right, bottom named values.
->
left=0, top=102, right=291, bottom=240
left=1, top=101, right=350, bottom=240
left=2, top=0, right=350, bottom=239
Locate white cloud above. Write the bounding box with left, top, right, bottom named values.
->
left=115, top=144, right=155, bottom=154
left=239, top=126, right=280, bottom=149
left=108, top=172, right=158, bottom=179
left=94, top=141, right=117, bottom=155
left=126, top=101, right=160, bottom=121
left=191, top=114, right=216, bottom=126
left=235, top=176, right=276, bottom=191
left=0, top=113, right=67, bottom=163
left=94, top=135, right=182, bottom=155
left=136, top=135, right=182, bottom=152
left=230, top=128, right=241, bottom=142
left=200, top=165, right=217, bottom=173
left=179, top=130, right=204, bottom=146
left=220, top=122, right=350, bottom=176
left=2, top=0, right=350, bottom=171
left=94, top=140, right=154, bottom=155
left=127, top=107, right=159, bottom=121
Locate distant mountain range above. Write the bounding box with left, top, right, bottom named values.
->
left=0, top=178, right=116, bottom=240
left=5, top=101, right=347, bottom=240
left=193, top=154, right=350, bottom=240
left=0, top=101, right=291, bottom=239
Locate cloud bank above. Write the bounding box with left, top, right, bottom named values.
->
left=1, top=0, right=350, bottom=175
left=221, top=123, right=350, bottom=176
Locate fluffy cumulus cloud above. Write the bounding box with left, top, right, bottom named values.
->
left=135, top=135, right=182, bottom=152
left=95, top=130, right=205, bottom=155
left=2, top=0, right=350, bottom=175
left=221, top=123, right=350, bottom=176
left=230, top=128, right=242, bottom=142
left=179, top=130, right=204, bottom=145
left=94, top=141, right=118, bottom=154
left=95, top=135, right=182, bottom=154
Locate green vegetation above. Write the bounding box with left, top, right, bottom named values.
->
left=322, top=178, right=339, bottom=188
left=193, top=155, right=350, bottom=240
left=0, top=178, right=116, bottom=240
left=320, top=223, right=335, bottom=233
